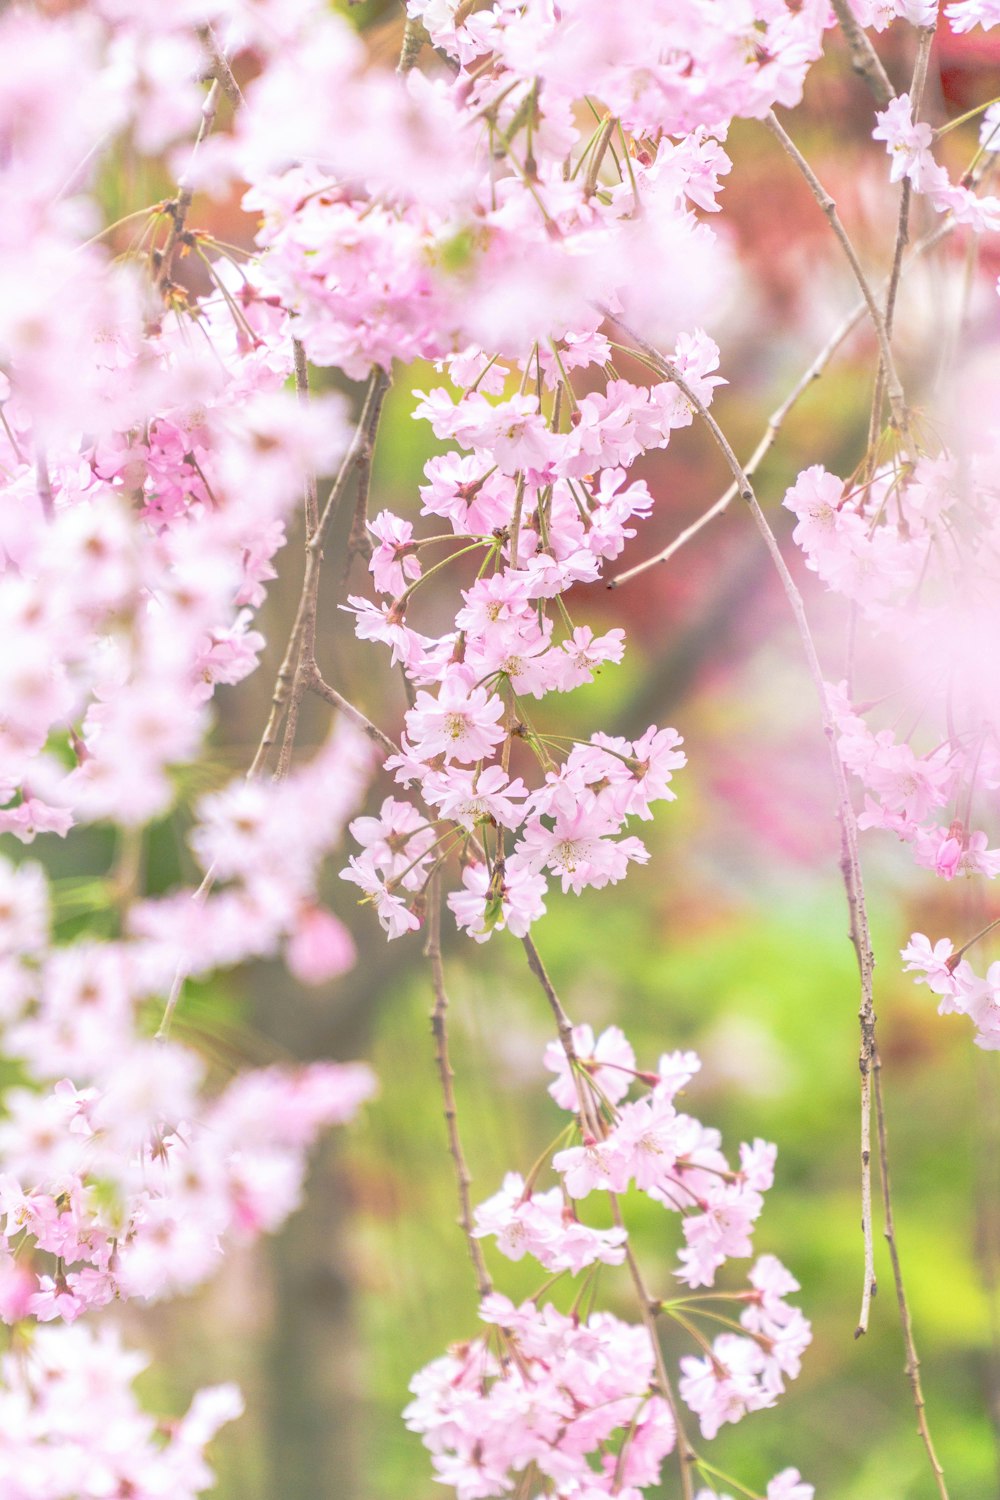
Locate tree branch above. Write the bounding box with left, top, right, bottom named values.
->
left=874, top=1048, right=951, bottom=1498
left=830, top=0, right=896, bottom=107
left=600, top=307, right=880, bottom=1338
left=306, top=666, right=400, bottom=758
left=426, top=877, right=494, bottom=1301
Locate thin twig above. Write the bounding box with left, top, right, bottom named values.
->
left=342, top=368, right=392, bottom=582
left=246, top=614, right=305, bottom=780
left=272, top=366, right=391, bottom=781
left=874, top=1048, right=951, bottom=1498
left=609, top=217, right=953, bottom=589
left=248, top=368, right=391, bottom=781
left=866, top=24, right=936, bottom=472
left=830, top=0, right=896, bottom=106
left=316, top=367, right=391, bottom=551
left=155, top=71, right=222, bottom=295
left=426, top=876, right=493, bottom=1300
left=293, top=339, right=319, bottom=538
left=609, top=326, right=855, bottom=588
left=600, top=308, right=879, bottom=1337
left=520, top=934, right=598, bottom=1133
left=763, top=110, right=908, bottom=433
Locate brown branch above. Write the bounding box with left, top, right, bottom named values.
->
left=265, top=366, right=391, bottom=781
left=197, top=24, right=242, bottom=106
left=600, top=308, right=880, bottom=1337
left=342, top=368, right=391, bottom=583
left=874, top=1049, right=951, bottom=1498
left=306, top=666, right=400, bottom=758
left=246, top=614, right=305, bottom=780
left=294, top=339, right=319, bottom=538
left=609, top=318, right=859, bottom=588
left=156, top=72, right=222, bottom=295
left=316, top=367, right=391, bottom=551
left=426, top=877, right=494, bottom=1300
left=763, top=110, right=908, bottom=434
left=830, top=0, right=896, bottom=107
left=397, top=16, right=429, bottom=74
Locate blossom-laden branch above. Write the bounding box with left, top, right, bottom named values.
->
left=522, top=934, right=698, bottom=1500
left=596, top=307, right=882, bottom=1333
left=0, top=2, right=994, bottom=1496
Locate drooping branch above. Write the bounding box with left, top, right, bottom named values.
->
left=426, top=877, right=494, bottom=1301
left=600, top=307, right=880, bottom=1338
left=342, top=368, right=392, bottom=582
left=268, top=365, right=391, bottom=781
left=874, top=1049, right=951, bottom=1499
left=306, top=666, right=400, bottom=759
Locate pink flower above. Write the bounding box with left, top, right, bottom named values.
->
left=553, top=1134, right=631, bottom=1198
left=766, top=1469, right=814, bottom=1500
left=544, top=1023, right=636, bottom=1111
left=872, top=95, right=935, bottom=187
left=405, top=667, right=507, bottom=763
left=447, top=859, right=547, bottom=942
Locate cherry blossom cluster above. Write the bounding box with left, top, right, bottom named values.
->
left=784, top=448, right=1000, bottom=883
left=3, top=0, right=998, bottom=1490
left=775, top=34, right=1000, bottom=1070
left=133, top=719, right=373, bottom=984
left=873, top=91, right=1000, bottom=231
left=0, top=1323, right=243, bottom=1500
left=406, top=1296, right=680, bottom=1500
left=901, top=932, right=1000, bottom=1051
left=331, top=331, right=706, bottom=941
left=407, top=1029, right=812, bottom=1496
left=785, top=448, right=1000, bottom=1056
left=0, top=821, right=376, bottom=1320
left=0, top=3, right=390, bottom=1478
left=851, top=0, right=998, bottom=33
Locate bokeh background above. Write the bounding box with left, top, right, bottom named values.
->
left=63, top=7, right=1000, bottom=1497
